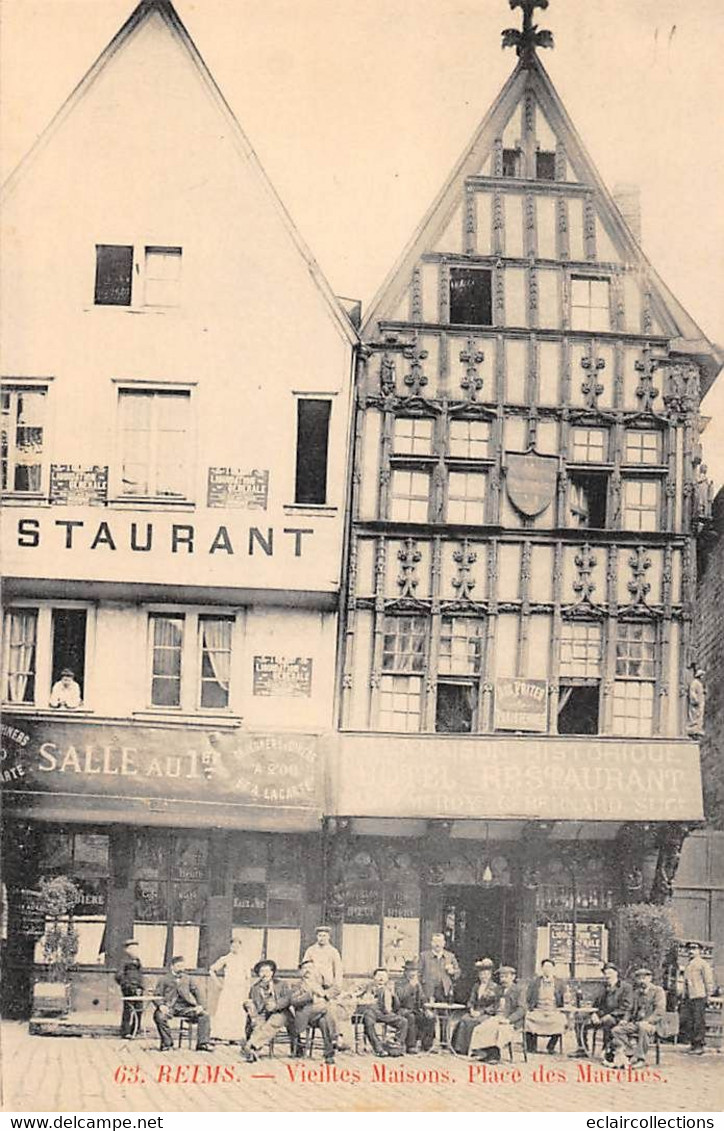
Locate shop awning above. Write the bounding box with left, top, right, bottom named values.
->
left=329, top=733, right=704, bottom=823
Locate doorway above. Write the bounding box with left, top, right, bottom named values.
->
left=442, top=885, right=518, bottom=1001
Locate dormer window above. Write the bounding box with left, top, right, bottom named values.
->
left=536, top=151, right=556, bottom=181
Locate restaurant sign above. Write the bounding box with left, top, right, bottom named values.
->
left=0, top=717, right=322, bottom=818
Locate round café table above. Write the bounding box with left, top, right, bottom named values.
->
left=425, top=1001, right=466, bottom=1053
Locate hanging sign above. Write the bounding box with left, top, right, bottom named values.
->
left=494, top=678, right=549, bottom=732
left=505, top=451, right=558, bottom=517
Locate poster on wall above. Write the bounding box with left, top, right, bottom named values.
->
left=252, top=656, right=313, bottom=697
left=493, top=678, right=548, bottom=732
left=382, top=916, right=420, bottom=972
left=207, top=468, right=269, bottom=509
left=548, top=922, right=606, bottom=967
left=49, top=464, right=108, bottom=506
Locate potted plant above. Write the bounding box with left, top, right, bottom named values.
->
left=32, top=875, right=82, bottom=1017
left=616, top=902, right=681, bottom=983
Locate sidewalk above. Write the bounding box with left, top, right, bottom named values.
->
left=1, top=1022, right=721, bottom=1113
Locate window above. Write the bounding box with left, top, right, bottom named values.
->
left=436, top=682, right=476, bottom=733
left=145, top=247, right=182, bottom=307
left=1, top=386, right=47, bottom=494
left=625, top=431, right=662, bottom=466
left=134, top=832, right=208, bottom=969
left=295, top=399, right=331, bottom=505
left=623, top=479, right=659, bottom=532
left=449, top=268, right=492, bottom=326
left=502, top=148, right=521, bottom=177
left=448, top=419, right=491, bottom=460
left=571, top=427, right=607, bottom=464
left=393, top=416, right=433, bottom=456
left=95, top=244, right=133, bottom=305
left=2, top=605, right=89, bottom=707
left=558, top=685, right=600, bottom=734
left=118, top=388, right=190, bottom=499
left=560, top=622, right=602, bottom=678
left=147, top=610, right=235, bottom=712
left=570, top=277, right=610, bottom=332
left=536, top=151, right=556, bottom=181
left=447, top=471, right=486, bottom=524
left=436, top=617, right=484, bottom=734
left=568, top=473, right=607, bottom=528
left=150, top=614, right=184, bottom=707
left=34, top=830, right=109, bottom=968
left=379, top=616, right=427, bottom=733
left=389, top=469, right=430, bottom=522
left=612, top=623, right=656, bottom=737
left=3, top=608, right=37, bottom=704
left=612, top=681, right=654, bottom=737
left=95, top=244, right=182, bottom=308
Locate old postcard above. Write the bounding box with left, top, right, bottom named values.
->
left=0, top=0, right=722, bottom=1116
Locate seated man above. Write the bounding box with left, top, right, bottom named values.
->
left=588, top=963, right=633, bottom=1062
left=290, top=958, right=339, bottom=1066
left=611, top=967, right=666, bottom=1068
left=154, top=955, right=211, bottom=1052
left=395, top=960, right=436, bottom=1054
left=525, top=958, right=567, bottom=1054
left=498, top=964, right=526, bottom=1046
left=359, top=967, right=408, bottom=1057
left=241, top=958, right=295, bottom=1062
left=115, top=937, right=144, bottom=1039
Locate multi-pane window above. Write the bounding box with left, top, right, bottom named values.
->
left=118, top=388, right=190, bottom=499
left=393, top=417, right=433, bottom=456
left=198, top=616, right=232, bottom=709
left=612, top=681, right=654, bottom=737
left=134, top=831, right=209, bottom=969
left=536, top=151, right=556, bottom=181
left=448, top=419, right=491, bottom=460
left=447, top=471, right=486, bottom=524
left=570, top=277, right=610, bottom=332
left=150, top=614, right=184, bottom=707
left=34, top=831, right=110, bottom=967
left=1, top=386, right=47, bottom=493
left=625, top=431, right=662, bottom=465
left=502, top=148, right=521, bottom=177
left=449, top=268, right=493, bottom=326
left=623, top=479, right=659, bottom=531
left=3, top=608, right=37, bottom=704
left=560, top=622, right=602, bottom=678
left=144, top=247, right=183, bottom=307
left=379, top=616, right=427, bottom=732
left=571, top=427, right=607, bottom=464
left=389, top=469, right=430, bottom=522
left=612, top=623, right=656, bottom=738
left=615, top=622, right=656, bottom=679
left=438, top=617, right=484, bottom=676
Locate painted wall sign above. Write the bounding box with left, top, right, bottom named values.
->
left=72, top=877, right=108, bottom=918
left=50, top=465, right=109, bottom=506
left=344, top=880, right=383, bottom=924
left=207, top=468, right=269, bottom=510
left=333, top=734, right=704, bottom=821
left=232, top=882, right=267, bottom=926
left=549, top=922, right=604, bottom=966
left=13, top=888, right=45, bottom=937
left=1, top=717, right=322, bottom=814
left=253, top=657, right=313, bottom=698
left=494, top=678, right=549, bottom=732
left=505, top=451, right=558, bottom=516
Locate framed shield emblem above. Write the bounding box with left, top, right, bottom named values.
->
left=505, top=450, right=558, bottom=517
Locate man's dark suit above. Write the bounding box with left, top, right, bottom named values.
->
left=395, top=975, right=436, bottom=1052
left=290, top=976, right=338, bottom=1059
left=244, top=977, right=296, bottom=1051
left=360, top=981, right=408, bottom=1054
left=154, top=971, right=211, bottom=1050
left=590, top=979, right=634, bottom=1055
left=115, top=952, right=144, bottom=1038
left=419, top=949, right=461, bottom=1002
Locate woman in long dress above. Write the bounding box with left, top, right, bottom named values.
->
left=451, top=958, right=501, bottom=1058
left=209, top=937, right=250, bottom=1041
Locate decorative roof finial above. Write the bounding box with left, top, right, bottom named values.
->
left=502, top=0, right=554, bottom=66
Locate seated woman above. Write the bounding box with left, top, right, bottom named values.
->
left=451, top=958, right=501, bottom=1059
left=525, top=958, right=567, bottom=1053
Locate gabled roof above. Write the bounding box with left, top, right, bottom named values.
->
left=1, top=0, right=358, bottom=348
left=362, top=52, right=720, bottom=394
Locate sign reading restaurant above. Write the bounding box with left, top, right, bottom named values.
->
left=0, top=717, right=323, bottom=814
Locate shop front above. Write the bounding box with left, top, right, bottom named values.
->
left=0, top=715, right=325, bottom=1018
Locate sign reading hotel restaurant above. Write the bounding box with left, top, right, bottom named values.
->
left=494, top=678, right=548, bottom=732
left=333, top=734, right=704, bottom=822
left=207, top=468, right=269, bottom=510
left=253, top=657, right=313, bottom=698
left=0, top=718, right=322, bottom=819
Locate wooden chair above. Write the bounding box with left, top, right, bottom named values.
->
left=177, top=1017, right=198, bottom=1048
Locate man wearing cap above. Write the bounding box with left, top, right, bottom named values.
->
left=682, top=942, right=714, bottom=1055
left=451, top=958, right=501, bottom=1058
left=240, top=959, right=295, bottom=1062
left=525, top=958, right=568, bottom=1053
left=358, top=967, right=408, bottom=1056
left=498, top=965, right=526, bottom=1029
left=290, top=958, right=339, bottom=1065
left=302, top=925, right=351, bottom=1050
left=585, top=963, right=633, bottom=1062
left=395, top=960, right=436, bottom=1053
left=115, top=938, right=144, bottom=1039
left=154, top=955, right=212, bottom=1052
left=611, top=968, right=666, bottom=1068
left=419, top=933, right=461, bottom=1003
left=49, top=668, right=82, bottom=709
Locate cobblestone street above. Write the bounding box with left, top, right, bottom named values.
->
left=1, top=1023, right=721, bottom=1114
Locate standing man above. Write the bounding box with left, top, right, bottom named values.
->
left=611, top=968, right=666, bottom=1068
left=395, top=959, right=436, bottom=1053
left=115, top=938, right=144, bottom=1039
left=419, top=933, right=461, bottom=1002
left=682, top=943, right=714, bottom=1055
left=154, top=955, right=212, bottom=1052
left=359, top=968, right=408, bottom=1056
